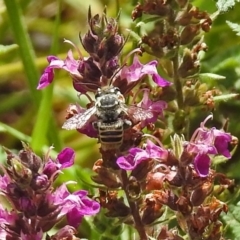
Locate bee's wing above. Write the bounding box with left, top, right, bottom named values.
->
left=62, top=106, right=97, bottom=130
left=127, top=105, right=154, bottom=123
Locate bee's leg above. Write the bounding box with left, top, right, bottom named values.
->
left=123, top=119, right=132, bottom=129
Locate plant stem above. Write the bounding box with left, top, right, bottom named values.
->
left=31, top=0, right=63, bottom=152
left=121, top=170, right=148, bottom=240
left=4, top=0, right=41, bottom=104
left=4, top=0, right=62, bottom=152
left=172, top=54, right=183, bottom=109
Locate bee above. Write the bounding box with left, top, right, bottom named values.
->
left=62, top=86, right=154, bottom=150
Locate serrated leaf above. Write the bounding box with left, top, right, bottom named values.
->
left=216, top=0, right=239, bottom=12
left=199, top=73, right=226, bottom=81
left=226, top=20, right=240, bottom=36
left=213, top=93, right=238, bottom=102
left=0, top=44, right=18, bottom=55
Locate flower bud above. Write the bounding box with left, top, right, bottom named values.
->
left=180, top=24, right=200, bottom=45
left=7, top=157, right=33, bottom=187
left=30, top=174, right=50, bottom=192
left=179, top=147, right=194, bottom=166
left=101, top=57, right=119, bottom=79
left=76, top=57, right=102, bottom=87
left=131, top=160, right=154, bottom=181
left=92, top=159, right=122, bottom=188
left=175, top=10, right=192, bottom=26
left=157, top=226, right=184, bottom=240
left=141, top=195, right=164, bottom=225
left=177, top=195, right=192, bottom=216
left=127, top=176, right=141, bottom=200
left=80, top=7, right=125, bottom=66
left=201, top=18, right=212, bottom=32
left=190, top=181, right=213, bottom=206
left=97, top=34, right=124, bottom=62
left=146, top=171, right=165, bottom=190
left=49, top=225, right=78, bottom=240
left=131, top=3, right=143, bottom=20
left=178, top=48, right=200, bottom=78
left=18, top=143, right=42, bottom=172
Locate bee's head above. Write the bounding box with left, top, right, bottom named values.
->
left=95, top=87, right=121, bottom=99
left=95, top=87, right=125, bottom=109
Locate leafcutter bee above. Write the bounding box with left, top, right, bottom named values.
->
left=62, top=86, right=155, bottom=150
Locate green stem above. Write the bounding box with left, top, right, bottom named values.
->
left=172, top=54, right=184, bottom=109
left=4, top=0, right=62, bottom=152
left=31, top=0, right=63, bottom=152
left=4, top=0, right=41, bottom=104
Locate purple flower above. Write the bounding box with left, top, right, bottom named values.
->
left=52, top=184, right=100, bottom=228
left=37, top=50, right=80, bottom=90
left=138, top=90, right=167, bottom=127
left=186, top=142, right=217, bottom=156
left=0, top=205, right=17, bottom=227
left=117, top=148, right=146, bottom=170
left=42, top=147, right=75, bottom=182
left=186, top=115, right=232, bottom=177
left=0, top=175, right=10, bottom=192
left=117, top=140, right=168, bottom=170
left=194, top=153, right=211, bottom=177
left=0, top=205, right=19, bottom=239
left=20, top=232, right=43, bottom=240
left=193, top=120, right=232, bottom=159
left=120, top=55, right=171, bottom=87
left=37, top=56, right=63, bottom=89
left=50, top=226, right=77, bottom=239
left=145, top=140, right=168, bottom=159
left=57, top=147, right=75, bottom=169
left=212, top=128, right=232, bottom=158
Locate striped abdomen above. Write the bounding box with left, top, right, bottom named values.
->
left=96, top=119, right=124, bottom=150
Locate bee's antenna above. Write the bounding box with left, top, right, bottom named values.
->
left=109, top=64, right=126, bottom=86
left=75, top=81, right=99, bottom=88
left=77, top=91, right=95, bottom=104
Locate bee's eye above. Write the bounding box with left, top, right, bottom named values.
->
left=95, top=89, right=102, bottom=98
left=114, top=87, right=120, bottom=94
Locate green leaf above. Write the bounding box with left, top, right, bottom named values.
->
left=213, top=93, right=238, bottom=102
left=0, top=44, right=18, bottom=55
left=226, top=20, right=240, bottom=36
left=222, top=203, right=240, bottom=238
left=0, top=122, right=31, bottom=142
left=216, top=0, right=239, bottom=12
left=127, top=28, right=142, bottom=42
left=199, top=73, right=226, bottom=81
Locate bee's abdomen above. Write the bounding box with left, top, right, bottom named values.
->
left=97, top=120, right=124, bottom=148
left=99, top=129, right=123, bottom=144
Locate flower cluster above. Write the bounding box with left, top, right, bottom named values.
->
left=117, top=115, right=232, bottom=177
left=37, top=51, right=171, bottom=93
left=37, top=8, right=171, bottom=95
left=109, top=115, right=233, bottom=239
left=37, top=7, right=172, bottom=155
left=33, top=4, right=236, bottom=240
left=0, top=144, right=100, bottom=239
left=117, top=139, right=168, bottom=170
left=185, top=115, right=232, bottom=177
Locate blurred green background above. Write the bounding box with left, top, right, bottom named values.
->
left=0, top=0, right=240, bottom=237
